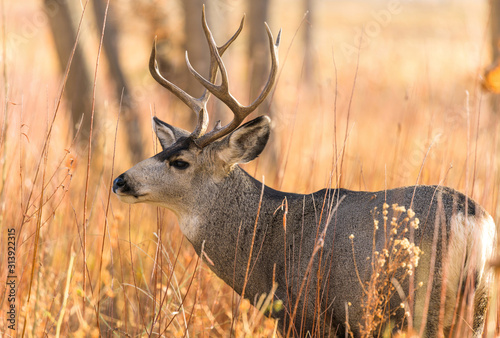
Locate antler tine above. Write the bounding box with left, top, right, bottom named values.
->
left=149, top=5, right=245, bottom=138
left=243, top=23, right=280, bottom=111
left=198, top=5, right=245, bottom=104
left=186, top=22, right=281, bottom=148
left=149, top=38, right=205, bottom=117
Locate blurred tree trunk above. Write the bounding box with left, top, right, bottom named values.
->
left=490, top=0, right=500, bottom=113
left=204, top=5, right=227, bottom=125
left=492, top=0, right=500, bottom=61
left=182, top=0, right=208, bottom=96
left=46, top=0, right=145, bottom=160
left=45, top=0, right=93, bottom=144
left=247, top=0, right=281, bottom=170
left=92, top=0, right=144, bottom=161
left=181, top=0, right=210, bottom=126
left=247, top=0, right=270, bottom=110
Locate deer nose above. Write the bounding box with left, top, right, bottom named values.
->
left=113, top=175, right=126, bottom=193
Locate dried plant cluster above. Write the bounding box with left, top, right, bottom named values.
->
left=356, top=203, right=422, bottom=337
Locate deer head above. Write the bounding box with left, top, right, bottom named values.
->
left=113, top=7, right=280, bottom=222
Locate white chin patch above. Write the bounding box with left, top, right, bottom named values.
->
left=116, top=194, right=143, bottom=204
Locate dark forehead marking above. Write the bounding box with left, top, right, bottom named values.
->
left=154, top=137, right=199, bottom=162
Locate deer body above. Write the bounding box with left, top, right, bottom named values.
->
left=116, top=124, right=495, bottom=336
left=113, top=8, right=496, bottom=337
left=200, top=173, right=495, bottom=337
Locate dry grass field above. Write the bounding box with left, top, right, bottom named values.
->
left=1, top=0, right=499, bottom=336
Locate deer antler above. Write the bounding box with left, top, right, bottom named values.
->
left=150, top=5, right=280, bottom=147
left=189, top=21, right=280, bottom=147
left=149, top=5, right=244, bottom=138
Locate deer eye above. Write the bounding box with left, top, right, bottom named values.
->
left=170, top=160, right=190, bottom=170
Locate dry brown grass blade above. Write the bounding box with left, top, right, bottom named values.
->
left=96, top=85, right=122, bottom=328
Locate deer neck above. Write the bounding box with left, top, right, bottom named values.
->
left=177, top=166, right=270, bottom=246
left=177, top=166, right=288, bottom=297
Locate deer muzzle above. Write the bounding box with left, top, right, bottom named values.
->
left=113, top=173, right=141, bottom=202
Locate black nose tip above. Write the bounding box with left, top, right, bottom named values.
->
left=113, top=174, right=126, bottom=193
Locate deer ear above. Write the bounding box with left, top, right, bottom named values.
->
left=217, top=116, right=271, bottom=166
left=153, top=117, right=190, bottom=150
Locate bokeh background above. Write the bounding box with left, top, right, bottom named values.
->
left=1, top=0, right=499, bottom=336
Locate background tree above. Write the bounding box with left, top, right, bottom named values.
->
left=44, top=0, right=92, bottom=142
left=181, top=1, right=225, bottom=127
left=492, top=0, right=500, bottom=61
left=487, top=0, right=500, bottom=112
left=247, top=0, right=271, bottom=108
left=182, top=0, right=208, bottom=100
left=45, top=0, right=144, bottom=160
left=92, top=0, right=144, bottom=161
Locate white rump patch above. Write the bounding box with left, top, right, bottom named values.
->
left=442, top=211, right=496, bottom=329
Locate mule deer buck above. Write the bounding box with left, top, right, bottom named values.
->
left=113, top=7, right=497, bottom=337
